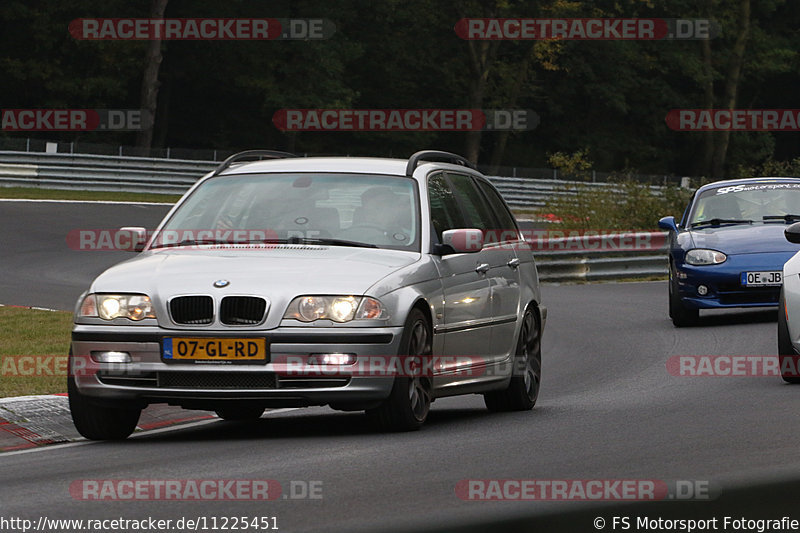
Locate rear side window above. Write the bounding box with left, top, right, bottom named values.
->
left=446, top=173, right=498, bottom=232
left=428, top=173, right=466, bottom=241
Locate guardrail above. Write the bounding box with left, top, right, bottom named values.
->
left=530, top=231, right=668, bottom=281
left=0, top=151, right=673, bottom=207
left=0, top=151, right=217, bottom=195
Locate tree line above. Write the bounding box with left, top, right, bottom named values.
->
left=0, top=0, right=796, bottom=178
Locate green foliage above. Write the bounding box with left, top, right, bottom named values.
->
left=547, top=149, right=593, bottom=179
left=538, top=179, right=693, bottom=231
left=538, top=149, right=692, bottom=231
left=732, top=157, right=800, bottom=179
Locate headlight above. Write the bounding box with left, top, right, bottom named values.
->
left=284, top=296, right=388, bottom=323
left=79, top=293, right=156, bottom=321
left=685, top=249, right=727, bottom=266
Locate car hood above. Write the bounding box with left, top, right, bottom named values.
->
left=89, top=245, right=421, bottom=328
left=687, top=223, right=800, bottom=255
left=93, top=245, right=420, bottom=295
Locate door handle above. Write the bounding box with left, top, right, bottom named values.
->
left=507, top=258, right=520, bottom=269
left=475, top=263, right=490, bottom=274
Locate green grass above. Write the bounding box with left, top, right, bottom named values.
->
left=0, top=186, right=181, bottom=203
left=0, top=307, right=73, bottom=397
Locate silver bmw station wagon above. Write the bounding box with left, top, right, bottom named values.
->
left=69, top=150, right=546, bottom=439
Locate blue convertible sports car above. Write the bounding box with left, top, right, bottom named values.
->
left=659, top=177, right=800, bottom=327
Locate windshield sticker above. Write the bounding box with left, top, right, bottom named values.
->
left=715, top=183, right=800, bottom=195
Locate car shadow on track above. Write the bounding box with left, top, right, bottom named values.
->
left=692, top=308, right=777, bottom=327
left=126, top=405, right=538, bottom=443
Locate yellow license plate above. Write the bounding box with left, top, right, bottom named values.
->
left=163, top=338, right=267, bottom=363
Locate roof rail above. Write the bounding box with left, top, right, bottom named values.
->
left=405, top=150, right=476, bottom=176
left=212, top=150, right=298, bottom=177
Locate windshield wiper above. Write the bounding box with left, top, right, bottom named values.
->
left=152, top=237, right=295, bottom=248
left=293, top=237, right=378, bottom=248
left=249, top=236, right=378, bottom=248
left=690, top=218, right=753, bottom=228
left=150, top=238, right=231, bottom=249
left=151, top=236, right=378, bottom=249
left=763, top=214, right=800, bottom=222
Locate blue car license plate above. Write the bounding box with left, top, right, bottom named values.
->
left=740, top=271, right=782, bottom=287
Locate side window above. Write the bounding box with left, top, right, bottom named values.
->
left=476, top=179, right=519, bottom=241
left=447, top=173, right=498, bottom=232
left=428, top=173, right=465, bottom=242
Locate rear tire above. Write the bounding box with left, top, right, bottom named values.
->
left=68, top=375, right=141, bottom=440
left=778, top=289, right=800, bottom=383
left=484, top=307, right=541, bottom=412
left=366, top=308, right=432, bottom=432
left=669, top=270, right=699, bottom=327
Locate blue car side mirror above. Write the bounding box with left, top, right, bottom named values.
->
left=658, top=216, right=678, bottom=232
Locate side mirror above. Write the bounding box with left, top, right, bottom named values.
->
left=118, top=227, right=147, bottom=252
left=786, top=222, right=800, bottom=244
left=436, top=228, right=484, bottom=255
left=658, top=216, right=679, bottom=233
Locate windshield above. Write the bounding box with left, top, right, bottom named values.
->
left=154, top=173, right=420, bottom=251
left=688, top=182, right=800, bottom=227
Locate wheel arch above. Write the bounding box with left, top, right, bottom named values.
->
left=522, top=299, right=544, bottom=336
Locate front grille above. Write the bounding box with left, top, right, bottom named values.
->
left=158, top=372, right=277, bottom=389
left=719, top=290, right=780, bottom=305
left=170, top=296, right=213, bottom=325
left=220, top=296, right=267, bottom=325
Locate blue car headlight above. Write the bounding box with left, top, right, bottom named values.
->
left=685, top=249, right=727, bottom=266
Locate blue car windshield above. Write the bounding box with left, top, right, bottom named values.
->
left=689, top=182, right=800, bottom=226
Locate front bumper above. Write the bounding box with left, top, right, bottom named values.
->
left=783, top=272, right=800, bottom=354
left=70, top=324, right=403, bottom=409
left=675, top=252, right=795, bottom=310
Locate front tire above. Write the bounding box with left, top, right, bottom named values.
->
left=669, top=269, right=699, bottom=327
left=484, top=307, right=541, bottom=412
left=778, top=289, right=800, bottom=383
left=68, top=375, right=141, bottom=440
left=366, top=308, right=432, bottom=432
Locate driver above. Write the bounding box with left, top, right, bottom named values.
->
left=355, top=187, right=413, bottom=242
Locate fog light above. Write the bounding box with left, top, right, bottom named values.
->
left=309, top=353, right=356, bottom=365
left=90, top=351, right=131, bottom=363
left=697, top=285, right=708, bottom=296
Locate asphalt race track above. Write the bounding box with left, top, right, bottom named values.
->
left=0, top=200, right=172, bottom=310
left=2, top=201, right=799, bottom=532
